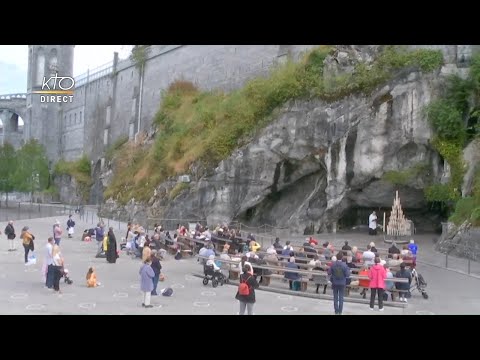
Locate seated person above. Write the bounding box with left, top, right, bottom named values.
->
left=266, top=245, right=277, bottom=255
left=401, top=245, right=411, bottom=258
left=86, top=267, right=100, bottom=287
left=284, top=257, right=301, bottom=290
left=273, top=237, right=283, bottom=250
left=283, top=241, right=294, bottom=251
left=388, top=242, right=401, bottom=255
left=369, top=242, right=378, bottom=253
left=308, top=236, right=319, bottom=246
left=246, top=250, right=259, bottom=260
left=249, top=240, right=261, bottom=253
left=312, top=261, right=328, bottom=294
left=384, top=265, right=395, bottom=300
left=206, top=254, right=221, bottom=271
left=387, top=253, right=403, bottom=267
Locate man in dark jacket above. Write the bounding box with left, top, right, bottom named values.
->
left=389, top=242, right=401, bottom=255
left=4, top=221, right=16, bottom=251
left=395, top=262, right=412, bottom=303
left=95, top=223, right=105, bottom=257
left=235, top=264, right=259, bottom=315
left=67, top=215, right=75, bottom=238
left=327, top=252, right=351, bottom=315
left=150, top=251, right=162, bottom=295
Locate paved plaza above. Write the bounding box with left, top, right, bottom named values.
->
left=0, top=216, right=479, bottom=315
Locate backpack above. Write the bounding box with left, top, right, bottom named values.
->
left=331, top=263, right=345, bottom=281
left=238, top=275, right=251, bottom=296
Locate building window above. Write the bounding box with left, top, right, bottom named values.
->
left=80, top=111, right=82, bottom=123
left=69, top=114, right=72, bottom=125
left=74, top=113, right=77, bottom=124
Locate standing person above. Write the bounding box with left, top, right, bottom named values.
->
left=106, top=227, right=118, bottom=264
left=67, top=215, right=75, bottom=238
left=21, top=226, right=35, bottom=264
left=235, top=264, right=259, bottom=315
left=369, top=211, right=377, bottom=235
left=395, top=262, right=412, bottom=303
left=368, top=257, right=387, bottom=311
left=4, top=221, right=16, bottom=251
left=139, top=259, right=155, bottom=308
left=52, top=245, right=64, bottom=294
left=327, top=252, right=350, bottom=315
left=95, top=222, right=105, bottom=258
left=150, top=251, right=162, bottom=296
left=44, top=237, right=55, bottom=289
left=53, top=220, right=63, bottom=246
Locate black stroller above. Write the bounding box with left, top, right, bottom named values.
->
left=202, top=264, right=227, bottom=288
left=410, top=268, right=428, bottom=299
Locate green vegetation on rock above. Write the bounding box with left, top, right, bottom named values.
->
left=105, top=46, right=444, bottom=205
left=383, top=163, right=430, bottom=185
left=425, top=53, right=480, bottom=225
left=54, top=155, right=92, bottom=201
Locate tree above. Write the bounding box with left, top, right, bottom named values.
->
left=12, top=139, right=50, bottom=202
left=0, top=142, right=17, bottom=205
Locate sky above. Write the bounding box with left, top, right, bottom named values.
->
left=0, top=45, right=133, bottom=94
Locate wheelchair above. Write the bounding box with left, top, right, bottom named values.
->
left=202, top=264, right=227, bottom=288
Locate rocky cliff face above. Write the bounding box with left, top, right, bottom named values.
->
left=98, top=46, right=471, bottom=233
left=169, top=72, right=441, bottom=232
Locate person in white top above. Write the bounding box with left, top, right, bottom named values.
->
left=44, top=237, right=55, bottom=289
left=362, top=245, right=376, bottom=267
left=369, top=211, right=378, bottom=235
left=283, top=241, right=294, bottom=251
left=206, top=254, right=220, bottom=271
left=52, top=244, right=64, bottom=293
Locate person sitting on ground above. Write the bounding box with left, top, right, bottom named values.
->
left=388, top=242, right=400, bottom=255
left=284, top=256, right=301, bottom=290
left=369, top=242, right=378, bottom=253
left=86, top=267, right=100, bottom=287
left=362, top=245, right=376, bottom=267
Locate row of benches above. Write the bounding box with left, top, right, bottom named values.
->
left=197, top=255, right=410, bottom=302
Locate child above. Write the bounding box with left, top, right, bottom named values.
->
left=86, top=267, right=100, bottom=287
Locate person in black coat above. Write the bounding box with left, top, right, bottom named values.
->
left=106, top=227, right=118, bottom=264
left=150, top=251, right=162, bottom=295
left=235, top=264, right=259, bottom=315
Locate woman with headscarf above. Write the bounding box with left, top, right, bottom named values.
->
left=106, top=227, right=118, bottom=264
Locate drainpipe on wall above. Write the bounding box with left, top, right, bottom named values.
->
left=136, top=63, right=144, bottom=143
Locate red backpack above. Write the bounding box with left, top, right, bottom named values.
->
left=238, top=275, right=251, bottom=296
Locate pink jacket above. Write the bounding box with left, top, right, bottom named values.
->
left=368, top=264, right=386, bottom=289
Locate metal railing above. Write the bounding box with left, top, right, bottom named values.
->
left=0, top=93, right=27, bottom=100
left=75, top=61, right=114, bottom=87
left=0, top=201, right=77, bottom=221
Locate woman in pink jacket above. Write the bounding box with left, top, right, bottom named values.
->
left=368, top=257, right=387, bottom=311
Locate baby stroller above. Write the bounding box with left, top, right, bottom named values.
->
left=410, top=268, right=428, bottom=299
left=63, top=268, right=73, bottom=285
left=202, top=264, right=227, bottom=288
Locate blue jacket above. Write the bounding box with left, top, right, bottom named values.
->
left=95, top=226, right=104, bottom=241
left=284, top=262, right=300, bottom=280
left=408, top=243, right=418, bottom=255
left=327, top=261, right=350, bottom=286
left=395, top=269, right=412, bottom=291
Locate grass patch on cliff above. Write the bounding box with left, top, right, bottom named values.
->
left=105, top=46, right=444, bottom=204
left=383, top=163, right=430, bottom=185
left=54, top=155, right=92, bottom=201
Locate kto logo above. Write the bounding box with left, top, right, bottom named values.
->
left=32, top=73, right=75, bottom=103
